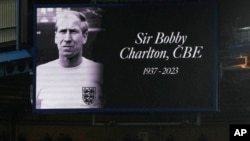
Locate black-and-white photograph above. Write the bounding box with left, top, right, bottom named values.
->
left=35, top=7, right=104, bottom=109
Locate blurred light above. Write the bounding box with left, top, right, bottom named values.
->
left=40, top=17, right=49, bottom=23
left=239, top=55, right=248, bottom=68
left=41, top=8, right=47, bottom=15
left=47, top=8, right=54, bottom=12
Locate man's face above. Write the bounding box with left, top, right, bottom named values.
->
left=55, top=15, right=87, bottom=59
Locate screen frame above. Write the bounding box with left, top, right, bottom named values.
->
left=32, top=2, right=219, bottom=113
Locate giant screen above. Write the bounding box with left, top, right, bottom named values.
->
left=33, top=2, right=218, bottom=112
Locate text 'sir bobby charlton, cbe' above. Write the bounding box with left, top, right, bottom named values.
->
left=36, top=10, right=103, bottom=109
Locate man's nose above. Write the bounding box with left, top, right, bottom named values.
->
left=64, top=31, right=72, bottom=42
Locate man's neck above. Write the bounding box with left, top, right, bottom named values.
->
left=59, top=56, right=83, bottom=68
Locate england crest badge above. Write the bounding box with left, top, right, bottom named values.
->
left=82, top=87, right=96, bottom=105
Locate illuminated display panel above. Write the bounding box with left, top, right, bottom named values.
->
left=33, top=2, right=218, bottom=112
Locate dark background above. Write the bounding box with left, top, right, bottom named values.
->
left=100, top=5, right=216, bottom=110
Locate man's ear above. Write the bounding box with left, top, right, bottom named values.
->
left=82, top=32, right=88, bottom=44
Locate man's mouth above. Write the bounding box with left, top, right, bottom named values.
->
left=63, top=45, right=73, bottom=47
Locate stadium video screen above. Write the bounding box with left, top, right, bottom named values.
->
left=33, top=2, right=218, bottom=112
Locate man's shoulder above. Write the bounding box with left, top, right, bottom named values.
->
left=37, top=59, right=59, bottom=70
left=82, top=57, right=103, bottom=67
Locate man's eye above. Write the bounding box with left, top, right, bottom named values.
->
left=70, top=30, right=78, bottom=33
left=59, top=29, right=67, bottom=33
